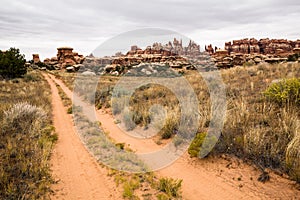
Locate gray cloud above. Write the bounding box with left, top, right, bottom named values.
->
left=0, top=0, right=299, bottom=59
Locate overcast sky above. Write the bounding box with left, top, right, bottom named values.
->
left=0, top=0, right=299, bottom=60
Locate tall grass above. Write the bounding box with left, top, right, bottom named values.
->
left=0, top=71, right=56, bottom=199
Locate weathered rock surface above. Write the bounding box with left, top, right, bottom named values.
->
left=209, top=38, right=300, bottom=68
left=222, top=38, right=297, bottom=56
left=36, top=37, right=300, bottom=73
left=44, top=47, right=84, bottom=70
left=32, top=54, right=40, bottom=64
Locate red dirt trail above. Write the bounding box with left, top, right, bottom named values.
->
left=44, top=74, right=121, bottom=200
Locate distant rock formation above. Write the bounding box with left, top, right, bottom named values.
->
left=32, top=54, right=40, bottom=64
left=209, top=38, right=300, bottom=68
left=44, top=47, right=84, bottom=70
left=36, top=37, right=300, bottom=73
left=222, top=38, right=300, bottom=56
left=81, top=38, right=199, bottom=74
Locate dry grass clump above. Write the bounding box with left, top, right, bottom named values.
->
left=219, top=63, right=300, bottom=180
left=286, top=133, right=300, bottom=182
left=0, top=71, right=56, bottom=199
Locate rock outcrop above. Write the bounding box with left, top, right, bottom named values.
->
left=222, top=38, right=297, bottom=56
left=210, top=38, right=300, bottom=68
left=81, top=39, right=199, bottom=74
left=32, top=54, right=40, bottom=64
left=37, top=37, right=300, bottom=73
left=44, top=47, right=84, bottom=70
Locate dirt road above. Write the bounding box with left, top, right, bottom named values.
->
left=44, top=74, right=120, bottom=200
left=49, top=73, right=300, bottom=200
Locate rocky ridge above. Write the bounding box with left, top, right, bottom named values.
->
left=33, top=37, right=300, bottom=74
left=211, top=38, right=300, bottom=68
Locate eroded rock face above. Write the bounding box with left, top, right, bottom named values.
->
left=223, top=38, right=297, bottom=56
left=205, top=44, right=215, bottom=55
left=92, top=39, right=199, bottom=74
left=210, top=38, right=300, bottom=68
left=44, top=47, right=84, bottom=70
left=32, top=54, right=40, bottom=64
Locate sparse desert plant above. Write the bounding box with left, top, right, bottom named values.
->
left=122, top=179, right=140, bottom=199
left=123, top=108, right=136, bottom=131
left=3, top=102, right=46, bottom=134
left=23, top=71, right=41, bottom=82
left=160, top=109, right=180, bottom=139
left=188, top=132, right=218, bottom=158
left=286, top=134, right=300, bottom=183
left=157, top=177, right=182, bottom=199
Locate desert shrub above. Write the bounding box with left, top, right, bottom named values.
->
left=243, top=109, right=298, bottom=168
left=0, top=47, right=26, bottom=79
left=156, top=193, right=170, bottom=200
left=286, top=134, right=300, bottom=183
left=287, top=53, right=299, bottom=62
left=264, top=78, right=300, bottom=107
left=188, top=132, right=218, bottom=158
left=122, top=180, right=140, bottom=199
left=0, top=103, right=55, bottom=199
left=160, top=110, right=179, bottom=139
left=95, top=88, right=112, bottom=110
left=2, top=102, right=47, bottom=135
left=23, top=71, right=41, bottom=82
left=188, top=132, right=206, bottom=157
left=123, top=109, right=136, bottom=131
left=67, top=106, right=73, bottom=114
left=157, top=178, right=182, bottom=199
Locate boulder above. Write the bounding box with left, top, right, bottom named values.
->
left=82, top=71, right=96, bottom=76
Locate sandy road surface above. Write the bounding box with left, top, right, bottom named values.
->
left=44, top=73, right=121, bottom=200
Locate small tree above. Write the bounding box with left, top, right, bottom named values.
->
left=0, top=47, right=26, bottom=79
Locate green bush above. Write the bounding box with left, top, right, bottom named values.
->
left=188, top=132, right=217, bottom=158
left=157, top=178, right=182, bottom=199
left=0, top=48, right=26, bottom=79
left=264, top=78, right=300, bottom=106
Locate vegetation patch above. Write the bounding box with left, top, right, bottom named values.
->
left=0, top=72, right=56, bottom=199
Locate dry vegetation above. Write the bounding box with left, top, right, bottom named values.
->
left=54, top=79, right=183, bottom=199
left=54, top=62, right=300, bottom=184
left=0, top=70, right=57, bottom=199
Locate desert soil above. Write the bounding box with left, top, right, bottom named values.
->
left=47, top=73, right=300, bottom=200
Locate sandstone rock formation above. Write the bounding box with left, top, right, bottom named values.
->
left=209, top=38, right=300, bottom=68
left=205, top=44, right=215, bottom=55
left=32, top=54, right=40, bottom=64
left=44, top=47, right=84, bottom=70
left=80, top=39, right=200, bottom=75
left=222, top=38, right=298, bottom=56
left=38, top=37, right=300, bottom=73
